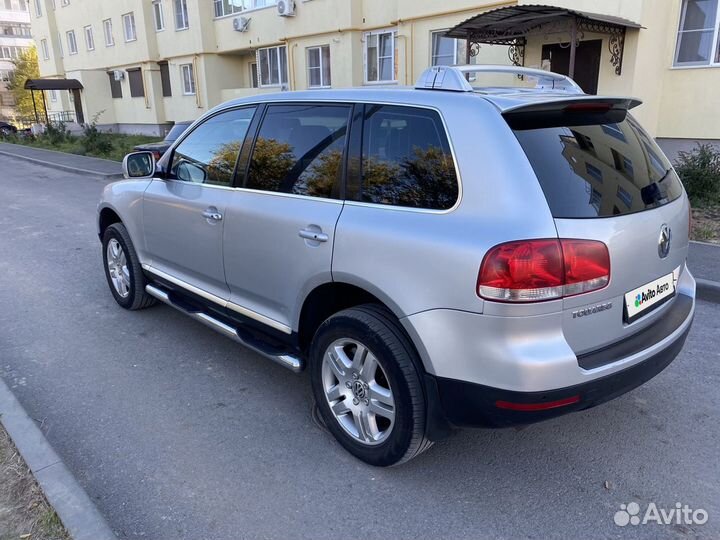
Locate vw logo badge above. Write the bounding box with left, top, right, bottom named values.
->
left=658, top=224, right=671, bottom=259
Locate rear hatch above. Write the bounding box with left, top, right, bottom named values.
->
left=504, top=98, right=690, bottom=356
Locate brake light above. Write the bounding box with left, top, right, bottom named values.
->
left=564, top=102, right=613, bottom=113
left=477, top=239, right=610, bottom=302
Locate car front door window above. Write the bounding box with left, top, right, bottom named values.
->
left=170, top=107, right=257, bottom=186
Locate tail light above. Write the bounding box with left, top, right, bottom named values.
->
left=478, top=239, right=610, bottom=302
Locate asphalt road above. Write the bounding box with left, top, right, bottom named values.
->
left=1, top=155, right=719, bottom=539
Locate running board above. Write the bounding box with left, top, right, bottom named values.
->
left=145, top=284, right=303, bottom=373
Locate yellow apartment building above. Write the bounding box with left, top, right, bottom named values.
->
left=0, top=0, right=32, bottom=120
left=28, top=0, right=720, bottom=157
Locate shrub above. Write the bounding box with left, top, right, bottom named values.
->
left=81, top=122, right=113, bottom=155
left=45, top=121, right=70, bottom=145
left=674, top=143, right=720, bottom=205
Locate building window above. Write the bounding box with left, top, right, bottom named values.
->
left=40, top=38, right=49, bottom=59
left=174, top=0, right=188, bottom=30
left=159, top=61, right=171, bottom=96
left=0, top=69, right=12, bottom=82
left=181, top=63, right=195, bottom=95
left=127, top=68, right=144, bottom=97
left=122, top=12, right=136, bottom=42
left=213, top=0, right=277, bottom=16
left=257, top=45, right=288, bottom=87
left=214, top=0, right=241, bottom=17
left=84, top=25, right=94, bottom=51
left=430, top=30, right=468, bottom=66
left=103, top=18, right=114, bottom=47
left=152, top=0, right=164, bottom=31
left=364, top=29, right=396, bottom=83
left=34, top=0, right=41, bottom=17
left=674, top=0, right=720, bottom=66
left=108, top=71, right=122, bottom=98
left=306, top=45, right=331, bottom=88
left=50, top=89, right=57, bottom=102
left=249, top=62, right=258, bottom=88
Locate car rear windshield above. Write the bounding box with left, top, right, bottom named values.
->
left=512, top=115, right=683, bottom=218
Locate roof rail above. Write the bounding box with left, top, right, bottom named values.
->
left=414, top=65, right=584, bottom=94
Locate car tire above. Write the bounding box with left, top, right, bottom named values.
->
left=102, top=223, right=156, bottom=310
left=310, top=304, right=432, bottom=466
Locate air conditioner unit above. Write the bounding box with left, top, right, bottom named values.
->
left=277, top=0, right=295, bottom=16
left=233, top=16, right=250, bottom=32
left=113, top=70, right=125, bottom=81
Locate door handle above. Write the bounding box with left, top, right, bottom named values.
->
left=299, top=229, right=328, bottom=242
left=202, top=209, right=223, bottom=221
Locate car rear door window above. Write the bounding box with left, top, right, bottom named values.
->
left=170, top=107, right=256, bottom=186
left=245, top=104, right=351, bottom=199
left=358, top=105, right=458, bottom=210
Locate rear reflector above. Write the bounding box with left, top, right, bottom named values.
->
left=495, top=395, right=581, bottom=411
left=478, top=239, right=610, bottom=302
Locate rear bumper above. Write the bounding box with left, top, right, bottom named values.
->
left=425, top=294, right=693, bottom=431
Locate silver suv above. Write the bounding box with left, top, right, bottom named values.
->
left=98, top=65, right=695, bottom=466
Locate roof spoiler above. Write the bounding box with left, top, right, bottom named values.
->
left=502, top=97, right=643, bottom=130
left=415, top=65, right=584, bottom=94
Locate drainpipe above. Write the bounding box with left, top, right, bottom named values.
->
left=568, top=17, right=577, bottom=79
left=193, top=55, right=202, bottom=108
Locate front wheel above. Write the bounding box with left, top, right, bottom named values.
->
left=101, top=223, right=156, bottom=310
left=310, top=304, right=432, bottom=466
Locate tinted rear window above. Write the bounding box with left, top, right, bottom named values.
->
left=513, top=116, right=683, bottom=218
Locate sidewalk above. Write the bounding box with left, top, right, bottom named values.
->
left=688, top=241, right=719, bottom=282
left=0, top=142, right=122, bottom=178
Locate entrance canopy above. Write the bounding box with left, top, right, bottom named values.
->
left=446, top=4, right=642, bottom=77
left=23, top=79, right=84, bottom=124
left=24, top=78, right=84, bottom=91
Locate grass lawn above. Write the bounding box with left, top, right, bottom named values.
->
left=691, top=205, right=720, bottom=244
left=0, top=425, right=69, bottom=540
left=3, top=132, right=162, bottom=163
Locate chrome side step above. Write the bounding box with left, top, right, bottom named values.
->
left=145, top=284, right=303, bottom=373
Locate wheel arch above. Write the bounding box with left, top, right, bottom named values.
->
left=98, top=205, right=122, bottom=239
left=297, top=281, right=407, bottom=355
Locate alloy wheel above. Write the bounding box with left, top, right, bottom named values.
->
left=106, top=239, right=130, bottom=298
left=321, top=338, right=395, bottom=445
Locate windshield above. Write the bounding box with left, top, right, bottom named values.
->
left=513, top=115, right=683, bottom=218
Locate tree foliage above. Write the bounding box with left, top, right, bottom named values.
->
left=7, top=46, right=40, bottom=119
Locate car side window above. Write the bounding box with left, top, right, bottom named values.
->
left=170, top=107, right=256, bottom=186
left=245, top=104, right=351, bottom=198
left=359, top=105, right=458, bottom=210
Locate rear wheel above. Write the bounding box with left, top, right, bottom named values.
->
left=310, top=304, right=432, bottom=466
left=102, top=223, right=156, bottom=310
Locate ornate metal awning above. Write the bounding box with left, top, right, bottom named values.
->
left=446, top=4, right=643, bottom=77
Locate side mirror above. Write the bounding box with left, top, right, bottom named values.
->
left=176, top=160, right=207, bottom=183
left=123, top=151, right=156, bottom=179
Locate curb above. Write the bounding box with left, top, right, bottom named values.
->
left=697, top=278, right=720, bottom=304
left=0, top=149, right=123, bottom=179
left=690, top=240, right=720, bottom=248
left=0, top=377, right=117, bottom=540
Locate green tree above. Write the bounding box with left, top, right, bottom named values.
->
left=7, top=46, right=40, bottom=119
